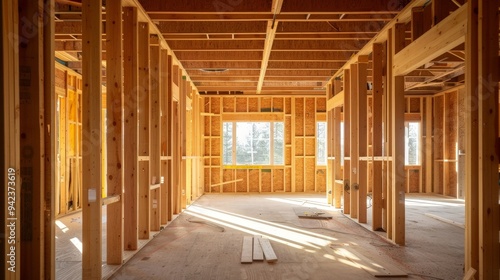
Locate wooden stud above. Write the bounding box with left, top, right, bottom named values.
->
left=476, top=0, right=499, bottom=277
left=160, top=49, right=169, bottom=225
left=19, top=0, right=45, bottom=277
left=2, top=0, right=21, bottom=278
left=333, top=106, right=342, bottom=209
left=106, top=0, right=124, bottom=265
left=343, top=68, right=351, bottom=214
left=391, top=23, right=406, bottom=246
left=357, top=56, right=368, bottom=223
left=371, top=43, right=383, bottom=231
left=241, top=236, right=253, bottom=264
left=43, top=0, right=56, bottom=277
left=137, top=22, right=150, bottom=240
left=149, top=43, right=161, bottom=231
left=425, top=97, right=433, bottom=194
left=349, top=63, right=358, bottom=219
left=166, top=55, right=174, bottom=221
left=123, top=6, right=139, bottom=251
left=385, top=28, right=393, bottom=240
left=81, top=0, right=103, bottom=277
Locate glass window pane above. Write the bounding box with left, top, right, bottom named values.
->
left=317, top=122, right=327, bottom=165
left=274, top=122, right=284, bottom=165
left=222, top=122, right=233, bottom=165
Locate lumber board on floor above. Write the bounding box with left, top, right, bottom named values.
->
left=241, top=236, right=253, bottom=264
left=259, top=238, right=277, bottom=263
left=293, top=207, right=333, bottom=219
left=252, top=236, right=264, bottom=261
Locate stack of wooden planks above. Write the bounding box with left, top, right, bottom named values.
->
left=241, top=235, right=277, bottom=264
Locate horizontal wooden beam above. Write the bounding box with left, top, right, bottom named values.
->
left=148, top=13, right=393, bottom=22
left=280, top=0, right=405, bottom=13
left=275, top=21, right=384, bottom=33
left=269, top=51, right=354, bottom=61
left=176, top=51, right=262, bottom=61
left=327, top=90, right=344, bottom=111
left=157, top=21, right=267, bottom=34
left=393, top=3, right=467, bottom=76
left=102, top=194, right=121, bottom=206
left=167, top=40, right=264, bottom=51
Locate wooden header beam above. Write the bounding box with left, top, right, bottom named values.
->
left=327, top=90, right=344, bottom=111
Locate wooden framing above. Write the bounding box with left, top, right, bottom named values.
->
left=390, top=23, right=406, bottom=246
left=343, top=68, right=351, bottom=214
left=106, top=0, right=124, bottom=265
left=349, top=63, right=358, bottom=219
left=137, top=22, right=150, bottom=240
left=160, top=49, right=169, bottom=225
left=166, top=55, right=174, bottom=221
left=149, top=43, right=161, bottom=231
left=2, top=0, right=21, bottom=278
left=81, top=0, right=103, bottom=277
left=357, top=55, right=368, bottom=223
left=43, top=0, right=56, bottom=278
left=123, top=6, right=139, bottom=251
left=371, top=43, right=383, bottom=231
left=19, top=0, right=45, bottom=277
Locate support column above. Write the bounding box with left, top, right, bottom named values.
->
left=123, top=6, right=139, bottom=251
left=19, top=0, right=45, bottom=277
left=137, top=22, right=150, bottom=239
left=82, top=0, right=103, bottom=277
left=357, top=56, right=368, bottom=223
left=333, top=79, right=342, bottom=209
left=349, top=63, right=359, bottom=219
left=343, top=69, right=351, bottom=214
left=372, top=43, right=384, bottom=231
left=106, top=0, right=124, bottom=265
left=2, top=0, right=21, bottom=278
left=160, top=49, right=169, bottom=225
left=149, top=41, right=161, bottom=231
left=166, top=55, right=174, bottom=221
left=390, top=23, right=406, bottom=246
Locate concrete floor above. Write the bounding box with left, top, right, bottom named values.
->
left=108, top=193, right=464, bottom=280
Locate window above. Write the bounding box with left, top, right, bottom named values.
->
left=405, top=122, right=420, bottom=165
left=223, top=122, right=284, bottom=165
left=316, top=122, right=327, bottom=165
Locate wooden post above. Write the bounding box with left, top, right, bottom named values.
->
left=372, top=43, right=384, bottom=231
left=333, top=106, right=342, bottom=209
left=391, top=23, right=406, bottom=246
left=43, top=0, right=56, bottom=278
left=180, top=77, right=187, bottom=209
left=357, top=56, right=368, bottom=224
left=326, top=84, right=333, bottom=205
left=2, top=0, right=21, bottom=278
left=349, top=63, right=358, bottom=219
left=149, top=42, right=161, bottom=231
left=160, top=49, right=169, bottom=225
left=123, top=6, right=139, bottom=251
left=82, top=0, right=103, bottom=277
left=425, top=96, right=433, bottom=193
left=18, top=0, right=45, bottom=277
left=166, top=55, right=174, bottom=221
left=385, top=29, right=393, bottom=240
left=477, top=0, right=500, bottom=275
left=343, top=68, right=351, bottom=214
left=137, top=22, right=150, bottom=239
left=106, top=0, right=124, bottom=265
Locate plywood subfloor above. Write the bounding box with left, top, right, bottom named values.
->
left=110, top=193, right=464, bottom=280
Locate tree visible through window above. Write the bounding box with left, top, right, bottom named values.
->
left=317, top=122, right=327, bottom=165
left=223, top=122, right=284, bottom=165
left=405, top=122, right=420, bottom=165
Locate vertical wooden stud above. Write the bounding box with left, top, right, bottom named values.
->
left=349, top=63, right=358, bottom=219
left=149, top=42, right=161, bottom=231
left=357, top=55, right=368, bottom=223
left=372, top=43, right=384, bottom=231
left=343, top=69, right=351, bottom=214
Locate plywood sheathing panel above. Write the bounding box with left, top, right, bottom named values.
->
left=273, top=169, right=284, bottom=192
left=223, top=169, right=235, bottom=192
left=295, top=158, right=304, bottom=192
left=223, top=96, right=235, bottom=112
left=295, top=98, right=304, bottom=136
left=261, top=170, right=272, bottom=192
left=55, top=68, right=67, bottom=91
left=295, top=138, right=304, bottom=156
left=248, top=97, right=259, bottom=112
left=204, top=168, right=210, bottom=192
left=408, top=169, right=420, bottom=193
left=285, top=98, right=292, bottom=114
left=316, top=169, right=326, bottom=192
left=316, top=97, right=326, bottom=112
left=211, top=157, right=220, bottom=166
left=211, top=138, right=220, bottom=156
left=249, top=169, right=260, bottom=192
left=410, top=97, right=421, bottom=113
left=272, top=97, right=284, bottom=112
left=211, top=167, right=221, bottom=193
left=204, top=116, right=210, bottom=136
left=285, top=116, right=292, bottom=144
left=211, top=97, right=221, bottom=114
left=285, top=168, right=292, bottom=192
left=285, top=147, right=292, bottom=165
left=305, top=158, right=315, bottom=191
left=212, top=117, right=221, bottom=136
left=261, top=97, right=271, bottom=111
left=237, top=170, right=248, bottom=192
left=235, top=97, right=246, bottom=112
left=305, top=98, right=316, bottom=136
left=305, top=138, right=315, bottom=156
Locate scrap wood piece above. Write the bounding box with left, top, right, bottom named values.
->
left=253, top=236, right=264, bottom=261
left=336, top=247, right=407, bottom=277
left=293, top=207, right=333, bottom=219
left=259, top=238, right=277, bottom=263
left=241, top=236, right=253, bottom=264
